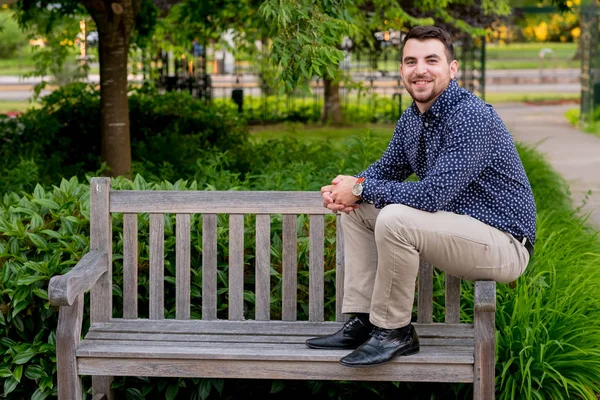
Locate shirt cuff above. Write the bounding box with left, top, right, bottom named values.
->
left=360, top=177, right=381, bottom=207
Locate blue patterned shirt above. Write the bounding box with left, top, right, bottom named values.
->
left=358, top=80, right=537, bottom=244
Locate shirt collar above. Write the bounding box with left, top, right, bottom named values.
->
left=410, top=79, right=462, bottom=120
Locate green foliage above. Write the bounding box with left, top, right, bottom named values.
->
left=260, top=0, right=358, bottom=91
left=0, top=177, right=90, bottom=398
left=0, top=83, right=251, bottom=192
left=2, top=126, right=600, bottom=398
left=213, top=92, right=406, bottom=125
left=0, top=10, right=29, bottom=59
left=564, top=107, right=600, bottom=138
left=495, top=144, right=600, bottom=399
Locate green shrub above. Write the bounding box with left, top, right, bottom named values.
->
left=0, top=83, right=251, bottom=192
left=0, top=11, right=28, bottom=59
left=214, top=92, right=405, bottom=125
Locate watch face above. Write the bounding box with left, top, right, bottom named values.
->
left=352, top=183, right=363, bottom=197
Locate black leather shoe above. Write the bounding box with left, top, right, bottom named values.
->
left=339, top=324, right=420, bottom=367
left=306, top=316, right=373, bottom=349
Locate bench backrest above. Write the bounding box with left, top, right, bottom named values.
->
left=89, top=177, right=462, bottom=325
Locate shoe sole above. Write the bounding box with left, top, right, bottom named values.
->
left=305, top=343, right=361, bottom=350
left=338, top=345, right=421, bottom=368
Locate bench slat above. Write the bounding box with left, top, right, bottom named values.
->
left=123, top=214, right=138, bottom=319
left=81, top=339, right=474, bottom=353
left=445, top=274, right=461, bottom=324
left=176, top=214, right=191, bottom=320
left=282, top=215, right=297, bottom=321
left=77, top=341, right=474, bottom=364
left=202, top=214, right=218, bottom=320
left=149, top=214, right=165, bottom=320
left=84, top=332, right=473, bottom=347
left=229, top=214, right=245, bottom=320
left=417, top=260, right=433, bottom=323
left=335, top=216, right=346, bottom=322
left=309, top=215, right=325, bottom=322
left=89, top=320, right=474, bottom=338
left=78, top=358, right=474, bottom=382
left=255, top=215, right=270, bottom=321
left=110, top=191, right=331, bottom=215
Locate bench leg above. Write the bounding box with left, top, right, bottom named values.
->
left=93, top=376, right=114, bottom=400
left=474, top=281, right=496, bottom=400
left=56, top=295, right=84, bottom=400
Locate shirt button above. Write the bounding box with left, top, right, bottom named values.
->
left=424, top=122, right=429, bottom=127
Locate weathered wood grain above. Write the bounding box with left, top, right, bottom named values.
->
left=123, top=214, right=138, bottom=319
left=474, top=280, right=496, bottom=400
left=56, top=295, right=84, bottom=400
left=83, top=331, right=474, bottom=347
left=282, top=215, right=297, bottom=321
left=445, top=274, right=461, bottom=324
left=49, top=251, right=108, bottom=307
left=78, top=357, right=474, bottom=382
left=202, top=214, right=218, bottom=320
left=110, top=191, right=333, bottom=215
left=335, top=216, right=346, bottom=322
left=87, top=320, right=474, bottom=338
left=309, top=215, right=325, bottom=322
left=229, top=214, right=244, bottom=320
left=176, top=214, right=191, bottom=320
left=149, top=214, right=165, bottom=320
left=417, top=260, right=433, bottom=324
left=255, top=215, right=270, bottom=321
left=77, top=341, right=473, bottom=364
left=90, top=177, right=112, bottom=323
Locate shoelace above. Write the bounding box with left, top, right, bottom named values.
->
left=370, top=327, right=389, bottom=341
left=344, top=317, right=362, bottom=330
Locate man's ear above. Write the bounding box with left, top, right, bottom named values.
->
left=450, top=60, right=459, bottom=80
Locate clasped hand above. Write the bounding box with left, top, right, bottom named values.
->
left=321, top=175, right=361, bottom=214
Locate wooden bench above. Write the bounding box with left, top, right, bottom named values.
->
left=49, top=177, right=497, bottom=399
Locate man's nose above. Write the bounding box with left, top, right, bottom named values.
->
left=416, top=62, right=428, bottom=75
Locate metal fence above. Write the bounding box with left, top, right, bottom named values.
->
left=151, top=33, right=486, bottom=124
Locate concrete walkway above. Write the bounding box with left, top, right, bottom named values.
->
left=495, top=102, right=600, bottom=229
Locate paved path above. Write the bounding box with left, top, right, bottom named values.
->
left=495, top=103, right=600, bottom=229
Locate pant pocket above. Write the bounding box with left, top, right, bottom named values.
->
left=463, top=262, right=519, bottom=283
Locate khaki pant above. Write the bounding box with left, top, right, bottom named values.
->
left=341, top=203, right=530, bottom=329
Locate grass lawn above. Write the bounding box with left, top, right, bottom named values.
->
left=483, top=92, right=580, bottom=105
left=564, top=108, right=600, bottom=138
left=0, top=100, right=40, bottom=113
left=485, top=42, right=579, bottom=69
left=250, top=122, right=395, bottom=142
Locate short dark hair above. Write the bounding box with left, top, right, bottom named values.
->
left=401, top=26, right=455, bottom=62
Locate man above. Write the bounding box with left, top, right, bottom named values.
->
left=305, top=26, right=536, bottom=368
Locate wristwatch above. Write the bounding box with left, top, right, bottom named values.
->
left=351, top=177, right=365, bottom=197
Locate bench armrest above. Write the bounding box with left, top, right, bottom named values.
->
left=474, top=280, right=496, bottom=313
left=49, top=250, right=109, bottom=307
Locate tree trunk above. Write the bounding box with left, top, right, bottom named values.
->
left=322, top=77, right=343, bottom=124
left=84, top=0, right=141, bottom=178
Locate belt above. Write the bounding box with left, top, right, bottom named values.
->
left=515, top=236, right=534, bottom=257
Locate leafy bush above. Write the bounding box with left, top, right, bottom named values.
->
left=0, top=83, right=251, bottom=192
left=213, top=92, right=405, bottom=125
left=2, top=134, right=600, bottom=399
left=0, top=11, right=28, bottom=59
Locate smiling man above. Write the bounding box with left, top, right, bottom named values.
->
left=305, top=26, right=537, bottom=367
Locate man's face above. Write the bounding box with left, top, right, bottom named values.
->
left=400, top=38, right=459, bottom=113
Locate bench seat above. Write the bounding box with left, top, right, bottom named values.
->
left=77, top=321, right=475, bottom=382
